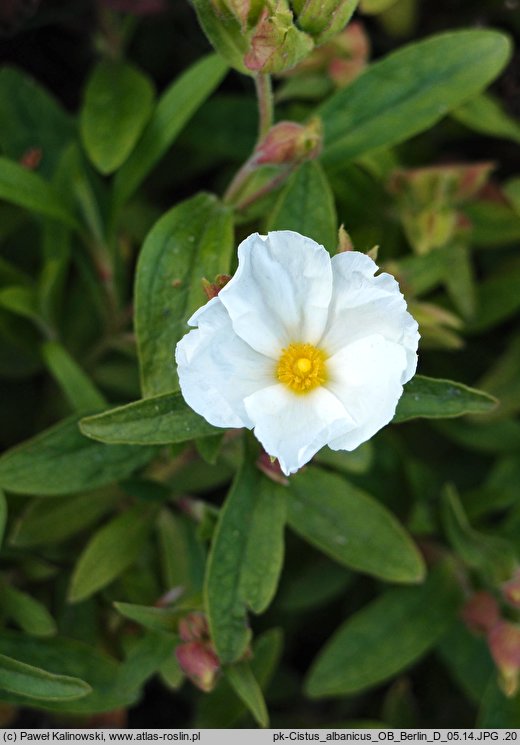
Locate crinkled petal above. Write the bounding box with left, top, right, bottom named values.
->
left=218, top=231, right=333, bottom=358
left=176, top=297, right=274, bottom=429
left=325, top=333, right=407, bottom=452
left=320, top=251, right=419, bottom=382
left=243, top=384, right=355, bottom=475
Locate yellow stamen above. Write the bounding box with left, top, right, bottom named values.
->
left=276, top=342, right=327, bottom=394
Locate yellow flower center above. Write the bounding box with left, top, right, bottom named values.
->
left=276, top=342, right=327, bottom=394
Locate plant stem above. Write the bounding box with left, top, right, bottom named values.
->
left=255, top=73, right=274, bottom=141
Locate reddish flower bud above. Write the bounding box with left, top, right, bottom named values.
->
left=178, top=612, right=210, bottom=643
left=488, top=621, right=520, bottom=697
left=461, top=591, right=500, bottom=635
left=176, top=641, right=220, bottom=692
left=253, top=119, right=322, bottom=166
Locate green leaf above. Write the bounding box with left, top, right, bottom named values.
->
left=287, top=466, right=424, bottom=583
left=68, top=504, right=157, bottom=603
left=471, top=271, right=520, bottom=332
left=114, top=602, right=186, bottom=634
left=158, top=509, right=206, bottom=596
left=116, top=632, right=176, bottom=695
left=394, top=375, right=497, bottom=422
left=505, top=177, right=520, bottom=216
left=305, top=562, right=461, bottom=697
left=80, top=391, right=218, bottom=445
left=437, top=621, right=494, bottom=704
left=315, top=442, right=372, bottom=475
left=0, top=416, right=156, bottom=496
left=319, top=30, right=511, bottom=170
left=452, top=93, right=520, bottom=144
left=113, top=54, right=227, bottom=208
left=205, top=451, right=286, bottom=664
left=80, top=61, right=155, bottom=175
left=0, top=67, right=75, bottom=179
left=0, top=631, right=137, bottom=713
left=0, top=157, right=78, bottom=228
left=225, top=662, right=269, bottom=728
left=478, top=681, right=520, bottom=728
left=442, top=243, right=476, bottom=320
left=267, top=161, right=337, bottom=253
left=0, top=654, right=91, bottom=702
left=464, top=201, right=520, bottom=248
left=0, top=584, right=57, bottom=637
left=0, top=285, right=42, bottom=327
left=42, top=341, right=106, bottom=412
left=195, top=628, right=283, bottom=728
left=135, top=193, right=234, bottom=397
left=442, top=484, right=516, bottom=583
left=10, top=489, right=117, bottom=547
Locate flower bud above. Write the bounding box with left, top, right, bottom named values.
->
left=253, top=119, right=322, bottom=165
left=191, top=0, right=359, bottom=75
left=488, top=621, right=520, bottom=697
left=244, top=2, right=314, bottom=74
left=176, top=641, right=220, bottom=692
left=461, top=591, right=500, bottom=635
left=291, top=0, right=357, bottom=45
left=178, top=612, right=210, bottom=642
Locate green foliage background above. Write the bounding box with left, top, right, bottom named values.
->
left=0, top=0, right=519, bottom=728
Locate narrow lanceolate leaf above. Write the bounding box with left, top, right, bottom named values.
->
left=0, top=654, right=91, bottom=702
left=135, top=193, right=234, bottom=397
left=0, top=157, right=78, bottom=227
left=205, top=452, right=286, bottom=664
left=1, top=585, right=57, bottom=637
left=225, top=662, right=269, bottom=728
left=113, top=55, right=227, bottom=208
left=80, top=60, right=155, bottom=175
left=42, top=341, right=106, bottom=412
left=319, top=30, right=511, bottom=170
left=287, top=467, right=424, bottom=584
left=394, top=375, right=498, bottom=423
left=452, top=93, right=520, bottom=145
left=80, top=392, right=218, bottom=445
left=0, top=416, right=156, bottom=496
left=305, top=562, right=461, bottom=697
left=114, top=602, right=186, bottom=634
left=10, top=489, right=116, bottom=548
left=0, top=67, right=75, bottom=179
left=0, top=631, right=138, bottom=714
left=267, top=161, right=337, bottom=254
left=68, top=504, right=157, bottom=603
left=442, top=484, right=517, bottom=584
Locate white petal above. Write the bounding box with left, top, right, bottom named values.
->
left=243, top=384, right=355, bottom=476
left=218, top=231, right=333, bottom=358
left=175, top=297, right=274, bottom=429
left=325, top=333, right=407, bottom=452
left=319, top=251, right=419, bottom=382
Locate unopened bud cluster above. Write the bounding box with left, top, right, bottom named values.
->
left=191, top=0, right=359, bottom=74
left=175, top=612, right=220, bottom=692
left=462, top=571, right=520, bottom=697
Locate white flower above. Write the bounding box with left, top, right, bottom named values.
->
left=175, top=231, right=419, bottom=476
